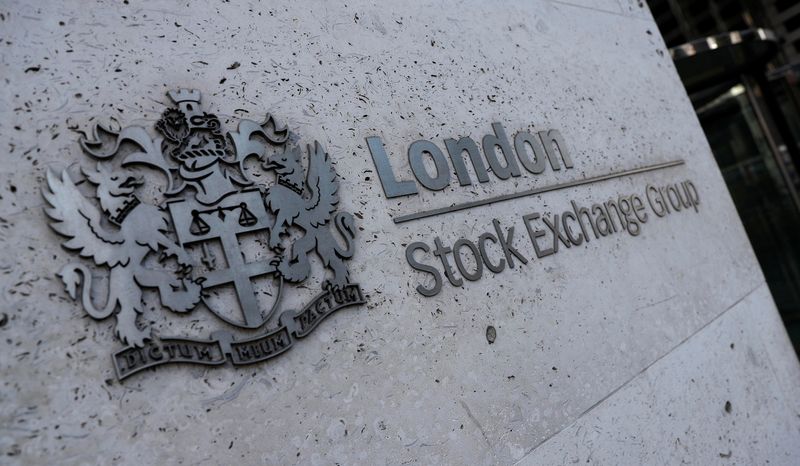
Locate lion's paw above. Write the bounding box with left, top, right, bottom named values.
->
left=115, top=322, right=151, bottom=348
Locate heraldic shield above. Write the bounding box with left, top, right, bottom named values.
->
left=168, top=189, right=282, bottom=329
left=42, top=89, right=365, bottom=381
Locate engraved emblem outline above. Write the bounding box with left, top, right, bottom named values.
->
left=43, top=89, right=364, bottom=380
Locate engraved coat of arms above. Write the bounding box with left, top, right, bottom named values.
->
left=43, top=89, right=364, bottom=380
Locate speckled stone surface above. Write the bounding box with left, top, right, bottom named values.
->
left=523, top=284, right=800, bottom=465
left=1, top=0, right=798, bottom=464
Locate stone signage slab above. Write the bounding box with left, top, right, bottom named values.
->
left=524, top=284, right=800, bottom=464
left=1, top=0, right=798, bottom=464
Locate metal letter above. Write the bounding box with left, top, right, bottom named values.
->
left=562, top=211, right=584, bottom=246
left=492, top=218, right=528, bottom=267
left=433, top=237, right=463, bottom=287
left=523, top=213, right=554, bottom=258
left=478, top=232, right=506, bottom=273
left=539, top=129, right=574, bottom=170
left=444, top=136, right=490, bottom=186
left=513, top=131, right=547, bottom=174
left=366, top=136, right=418, bottom=198
left=453, top=238, right=483, bottom=281
left=482, top=123, right=521, bottom=180
left=408, top=140, right=451, bottom=191
left=684, top=180, right=700, bottom=212
left=405, top=242, right=443, bottom=297
left=646, top=184, right=667, bottom=217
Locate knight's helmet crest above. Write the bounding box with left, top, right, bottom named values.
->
left=43, top=88, right=365, bottom=381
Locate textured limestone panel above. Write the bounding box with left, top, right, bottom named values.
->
left=0, top=0, right=796, bottom=465
left=522, top=284, right=800, bottom=465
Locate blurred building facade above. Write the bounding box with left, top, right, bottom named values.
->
left=650, top=0, right=800, bottom=61
left=648, top=0, right=800, bottom=351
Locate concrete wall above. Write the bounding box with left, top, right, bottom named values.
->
left=1, top=0, right=798, bottom=464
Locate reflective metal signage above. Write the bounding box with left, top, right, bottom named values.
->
left=43, top=89, right=364, bottom=380
left=366, top=124, right=699, bottom=297
left=44, top=88, right=700, bottom=379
